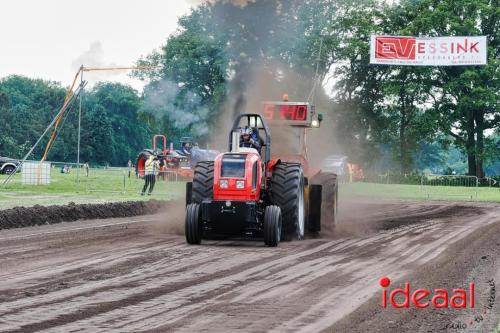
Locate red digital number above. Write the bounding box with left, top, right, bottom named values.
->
left=264, top=104, right=274, bottom=120
left=280, top=105, right=295, bottom=120
left=296, top=105, right=307, bottom=120
left=264, top=104, right=308, bottom=121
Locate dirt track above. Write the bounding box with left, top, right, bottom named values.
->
left=0, top=199, right=499, bottom=332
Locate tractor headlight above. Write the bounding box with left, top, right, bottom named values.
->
left=236, top=180, right=245, bottom=189
left=220, top=179, right=229, bottom=189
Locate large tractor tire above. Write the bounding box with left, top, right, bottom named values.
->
left=264, top=205, right=282, bottom=247
left=311, top=172, right=338, bottom=234
left=185, top=203, right=203, bottom=244
left=191, top=161, right=214, bottom=204
left=270, top=163, right=305, bottom=241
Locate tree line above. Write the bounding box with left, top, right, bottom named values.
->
left=0, top=76, right=154, bottom=166
left=135, top=0, right=499, bottom=176
left=0, top=0, right=498, bottom=175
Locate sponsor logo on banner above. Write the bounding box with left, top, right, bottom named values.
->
left=370, top=35, right=487, bottom=66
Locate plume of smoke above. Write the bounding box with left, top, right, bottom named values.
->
left=196, top=1, right=343, bottom=165
left=207, top=1, right=295, bottom=147
left=72, top=41, right=122, bottom=79
left=142, top=79, right=210, bottom=137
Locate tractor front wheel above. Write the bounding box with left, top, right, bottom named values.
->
left=185, top=203, right=203, bottom=245
left=264, top=205, right=281, bottom=247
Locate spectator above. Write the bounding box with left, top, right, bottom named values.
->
left=84, top=162, right=89, bottom=177
left=127, top=159, right=132, bottom=178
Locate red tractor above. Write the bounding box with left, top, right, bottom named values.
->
left=185, top=101, right=338, bottom=247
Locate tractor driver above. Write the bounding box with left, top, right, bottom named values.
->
left=239, top=127, right=261, bottom=153
left=181, top=141, right=192, bottom=156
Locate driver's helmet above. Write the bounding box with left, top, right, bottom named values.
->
left=240, top=127, right=252, bottom=137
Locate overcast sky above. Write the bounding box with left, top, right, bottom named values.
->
left=0, top=0, right=195, bottom=92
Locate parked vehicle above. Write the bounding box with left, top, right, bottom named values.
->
left=0, top=156, right=20, bottom=175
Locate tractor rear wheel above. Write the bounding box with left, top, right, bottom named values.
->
left=270, top=163, right=305, bottom=241
left=311, top=172, right=338, bottom=233
left=264, top=205, right=281, bottom=247
left=191, top=161, right=214, bottom=204
left=185, top=203, right=202, bottom=244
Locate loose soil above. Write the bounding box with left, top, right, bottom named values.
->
left=0, top=199, right=498, bottom=332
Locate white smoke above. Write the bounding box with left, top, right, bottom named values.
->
left=72, top=41, right=120, bottom=77
left=142, top=80, right=210, bottom=137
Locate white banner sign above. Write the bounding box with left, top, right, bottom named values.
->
left=370, top=35, right=487, bottom=66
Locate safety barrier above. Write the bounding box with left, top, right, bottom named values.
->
left=85, top=169, right=182, bottom=195
left=420, top=174, right=479, bottom=200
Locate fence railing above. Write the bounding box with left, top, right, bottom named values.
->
left=366, top=173, right=499, bottom=188
left=85, top=169, right=180, bottom=195
left=0, top=164, right=187, bottom=197
left=420, top=174, right=479, bottom=200
left=421, top=174, right=479, bottom=187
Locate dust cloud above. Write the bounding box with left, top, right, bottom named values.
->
left=146, top=199, right=186, bottom=236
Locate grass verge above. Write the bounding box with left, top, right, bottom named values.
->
left=0, top=168, right=185, bottom=209
left=341, top=182, right=500, bottom=202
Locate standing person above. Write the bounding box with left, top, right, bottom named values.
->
left=142, top=154, right=160, bottom=196
left=84, top=162, right=89, bottom=177
left=127, top=159, right=132, bottom=178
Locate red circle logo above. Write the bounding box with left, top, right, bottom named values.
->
left=379, top=276, right=391, bottom=288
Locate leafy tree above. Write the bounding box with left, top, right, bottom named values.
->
left=0, top=75, right=66, bottom=159
left=0, top=76, right=153, bottom=166
left=404, top=0, right=499, bottom=176
left=80, top=82, right=152, bottom=166
left=135, top=6, right=227, bottom=144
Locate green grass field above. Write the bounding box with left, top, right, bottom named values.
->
left=0, top=169, right=499, bottom=210
left=0, top=168, right=185, bottom=209
left=341, top=182, right=500, bottom=202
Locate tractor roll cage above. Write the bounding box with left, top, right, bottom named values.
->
left=152, top=134, right=168, bottom=156
left=228, top=114, right=271, bottom=165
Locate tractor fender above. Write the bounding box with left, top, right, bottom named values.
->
left=267, top=158, right=281, bottom=172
